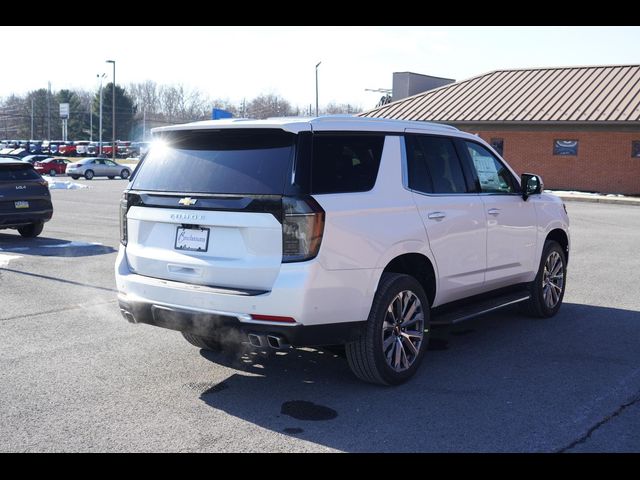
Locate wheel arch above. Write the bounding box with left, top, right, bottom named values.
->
left=546, top=228, right=569, bottom=264
left=380, top=253, right=436, bottom=307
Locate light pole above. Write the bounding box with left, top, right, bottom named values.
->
left=315, top=61, right=321, bottom=117
left=98, top=73, right=106, bottom=156
left=106, top=60, right=116, bottom=162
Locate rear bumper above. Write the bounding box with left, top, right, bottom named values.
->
left=0, top=209, right=52, bottom=227
left=115, top=246, right=378, bottom=345
left=118, top=298, right=364, bottom=347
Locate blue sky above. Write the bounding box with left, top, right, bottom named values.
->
left=2, top=26, right=639, bottom=111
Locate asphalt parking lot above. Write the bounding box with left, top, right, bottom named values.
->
left=1, top=180, right=639, bottom=452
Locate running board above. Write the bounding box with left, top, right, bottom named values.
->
left=431, top=290, right=530, bottom=326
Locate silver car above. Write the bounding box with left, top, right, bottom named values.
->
left=66, top=157, right=132, bottom=180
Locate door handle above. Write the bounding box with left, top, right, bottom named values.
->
left=427, top=211, right=446, bottom=220
left=488, top=208, right=501, bottom=216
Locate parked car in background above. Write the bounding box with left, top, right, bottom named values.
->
left=66, top=157, right=131, bottom=180
left=129, top=141, right=152, bottom=158
left=0, top=154, right=23, bottom=161
left=48, top=141, right=65, bottom=155
left=28, top=140, right=43, bottom=154
left=21, top=154, right=52, bottom=165
left=75, top=141, right=91, bottom=156
left=57, top=141, right=77, bottom=157
left=34, top=157, right=69, bottom=176
left=117, top=141, right=131, bottom=158
left=0, top=158, right=52, bottom=238
left=87, top=142, right=113, bottom=157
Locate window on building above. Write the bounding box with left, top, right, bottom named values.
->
left=465, top=141, right=517, bottom=194
left=632, top=141, right=640, bottom=158
left=490, top=138, right=504, bottom=156
left=406, top=135, right=468, bottom=194
left=553, top=139, right=578, bottom=156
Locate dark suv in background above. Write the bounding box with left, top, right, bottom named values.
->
left=0, top=159, right=52, bottom=237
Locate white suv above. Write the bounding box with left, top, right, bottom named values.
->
left=115, top=116, right=569, bottom=385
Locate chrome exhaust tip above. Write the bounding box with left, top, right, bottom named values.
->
left=267, top=334, right=290, bottom=350
left=248, top=333, right=265, bottom=348
left=120, top=309, right=136, bottom=323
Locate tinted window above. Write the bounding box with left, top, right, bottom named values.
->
left=406, top=135, right=467, bottom=194
left=0, top=165, right=40, bottom=181
left=465, top=141, right=516, bottom=194
left=131, top=129, right=295, bottom=194
left=311, top=134, right=384, bottom=194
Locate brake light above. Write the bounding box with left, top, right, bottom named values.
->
left=282, top=196, right=325, bottom=263
left=120, top=192, right=139, bottom=246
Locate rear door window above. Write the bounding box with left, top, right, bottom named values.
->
left=406, top=135, right=468, bottom=194
left=311, top=134, right=384, bottom=194
left=132, top=129, right=296, bottom=195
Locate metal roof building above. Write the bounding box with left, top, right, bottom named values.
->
left=362, top=65, right=640, bottom=194
left=363, top=65, right=640, bottom=123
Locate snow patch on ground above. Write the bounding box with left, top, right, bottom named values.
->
left=41, top=241, right=103, bottom=248
left=0, top=254, right=22, bottom=267
left=43, top=176, right=88, bottom=190
left=545, top=190, right=626, bottom=198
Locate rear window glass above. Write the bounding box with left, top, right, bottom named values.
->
left=311, top=134, right=384, bottom=194
left=0, top=165, right=41, bottom=181
left=131, top=129, right=295, bottom=194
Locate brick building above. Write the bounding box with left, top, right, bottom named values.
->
left=362, top=65, right=640, bottom=194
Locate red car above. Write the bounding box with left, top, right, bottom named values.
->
left=57, top=142, right=77, bottom=157
left=34, top=157, right=69, bottom=176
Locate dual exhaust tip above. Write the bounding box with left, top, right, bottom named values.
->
left=248, top=333, right=290, bottom=350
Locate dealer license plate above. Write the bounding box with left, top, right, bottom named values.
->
left=175, top=227, right=209, bottom=252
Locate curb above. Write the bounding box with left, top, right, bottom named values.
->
left=554, top=195, right=640, bottom=206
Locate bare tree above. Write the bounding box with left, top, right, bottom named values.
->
left=246, top=94, right=293, bottom=119
left=323, top=102, right=361, bottom=115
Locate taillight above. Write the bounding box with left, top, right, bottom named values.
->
left=120, top=192, right=131, bottom=246
left=282, top=196, right=325, bottom=263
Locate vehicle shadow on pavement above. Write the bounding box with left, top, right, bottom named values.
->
left=193, top=302, right=640, bottom=452
left=0, top=234, right=116, bottom=257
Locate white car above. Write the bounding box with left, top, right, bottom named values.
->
left=66, top=157, right=131, bottom=180
left=115, top=116, right=570, bottom=385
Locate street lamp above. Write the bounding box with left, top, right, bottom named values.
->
left=315, top=61, right=321, bottom=117
left=97, top=73, right=106, bottom=156
left=106, top=60, right=116, bottom=162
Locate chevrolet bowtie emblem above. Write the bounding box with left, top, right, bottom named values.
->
left=178, top=197, right=197, bottom=206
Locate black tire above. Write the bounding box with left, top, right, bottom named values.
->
left=84, top=170, right=94, bottom=180
left=108, top=176, right=115, bottom=179
left=18, top=221, right=44, bottom=238
left=181, top=332, right=223, bottom=352
left=49, top=169, right=56, bottom=176
left=346, top=273, right=430, bottom=386
left=71, top=176, right=79, bottom=180
left=120, top=169, right=130, bottom=180
left=523, top=240, right=567, bottom=318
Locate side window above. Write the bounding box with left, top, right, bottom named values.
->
left=465, top=141, right=516, bottom=194
left=406, top=135, right=467, bottom=194
left=311, top=134, right=384, bottom=194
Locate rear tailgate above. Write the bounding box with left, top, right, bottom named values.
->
left=0, top=163, right=51, bottom=222
left=124, top=128, right=296, bottom=292
left=125, top=195, right=283, bottom=291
